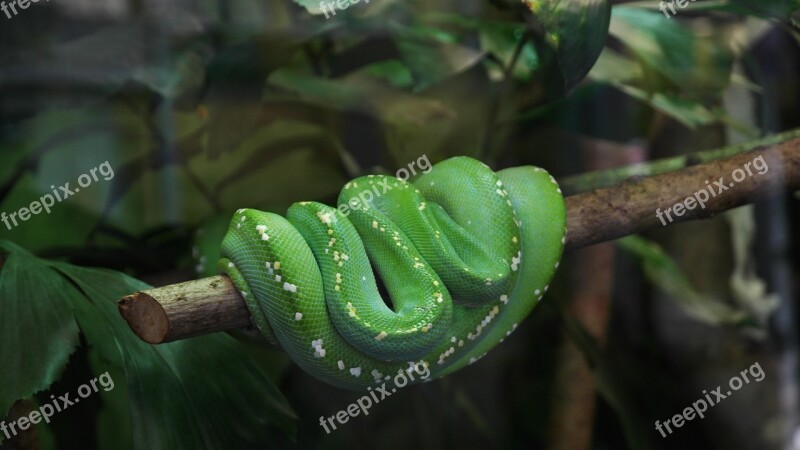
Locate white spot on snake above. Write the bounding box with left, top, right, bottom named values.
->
left=338, top=360, right=345, bottom=370
left=283, top=282, right=297, bottom=293
left=458, top=340, right=464, bottom=347
left=240, top=216, right=246, bottom=222
left=256, top=225, right=266, bottom=233
left=275, top=275, right=282, bottom=282
left=241, top=291, right=247, bottom=297
left=261, top=233, right=270, bottom=241
left=373, top=221, right=378, bottom=229
left=228, top=262, right=234, bottom=268
left=274, top=262, right=281, bottom=270
left=418, top=202, right=426, bottom=211
left=375, top=331, right=388, bottom=341
left=435, top=292, right=444, bottom=303
left=312, top=339, right=326, bottom=358
left=317, top=212, right=333, bottom=224
left=500, top=294, right=508, bottom=304
left=295, top=312, right=303, bottom=321
left=561, top=236, right=566, bottom=244
left=451, top=337, right=456, bottom=343
left=265, top=262, right=271, bottom=269
left=535, top=289, right=541, bottom=296
left=350, top=367, right=362, bottom=377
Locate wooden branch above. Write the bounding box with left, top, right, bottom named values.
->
left=118, top=275, right=251, bottom=344
left=118, top=137, right=800, bottom=344
left=567, top=137, right=800, bottom=247
left=559, top=128, right=800, bottom=194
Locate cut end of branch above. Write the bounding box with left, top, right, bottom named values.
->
left=119, top=292, right=170, bottom=344
left=118, top=275, right=253, bottom=344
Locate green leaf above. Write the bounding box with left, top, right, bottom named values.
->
left=617, top=236, right=750, bottom=326
left=523, top=0, right=612, bottom=95
left=0, top=241, right=296, bottom=449
left=0, top=242, right=82, bottom=426
left=609, top=6, right=734, bottom=99
left=621, top=0, right=799, bottom=19
left=422, top=15, right=541, bottom=81
left=389, top=23, right=486, bottom=90
left=362, top=60, right=416, bottom=89
left=725, top=207, right=779, bottom=329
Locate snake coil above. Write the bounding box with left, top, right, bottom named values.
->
left=219, top=157, right=565, bottom=390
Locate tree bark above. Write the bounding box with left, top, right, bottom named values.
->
left=118, top=137, right=800, bottom=344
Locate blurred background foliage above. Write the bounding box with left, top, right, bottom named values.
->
left=0, top=0, right=799, bottom=449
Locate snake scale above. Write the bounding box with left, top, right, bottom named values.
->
left=218, top=156, right=566, bottom=390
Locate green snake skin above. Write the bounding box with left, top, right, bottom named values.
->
left=218, top=157, right=566, bottom=390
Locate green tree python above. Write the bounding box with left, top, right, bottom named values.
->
left=218, top=156, right=565, bottom=390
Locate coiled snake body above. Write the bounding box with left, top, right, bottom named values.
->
left=219, top=157, right=565, bottom=390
